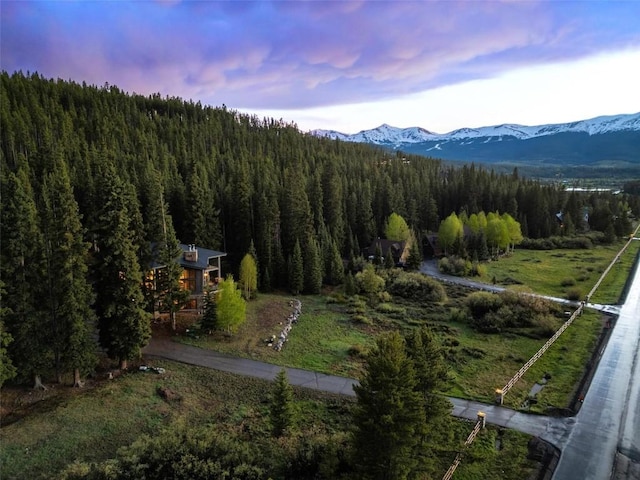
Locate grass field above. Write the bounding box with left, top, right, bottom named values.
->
left=0, top=360, right=537, bottom=480
left=183, top=293, right=374, bottom=378
left=3, top=236, right=635, bottom=479
left=478, top=243, right=625, bottom=299
left=589, top=239, right=640, bottom=304
left=180, top=280, right=604, bottom=414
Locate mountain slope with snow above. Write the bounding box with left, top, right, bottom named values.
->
left=311, top=113, right=640, bottom=168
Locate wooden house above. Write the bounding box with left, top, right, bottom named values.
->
left=148, top=243, right=226, bottom=310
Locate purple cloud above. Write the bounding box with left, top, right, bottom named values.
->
left=2, top=0, right=639, bottom=110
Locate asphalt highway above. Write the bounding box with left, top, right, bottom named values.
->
left=552, top=257, right=640, bottom=480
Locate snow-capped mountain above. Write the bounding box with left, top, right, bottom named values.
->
left=312, top=113, right=640, bottom=168
left=312, top=113, right=640, bottom=145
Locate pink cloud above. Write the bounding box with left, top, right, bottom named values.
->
left=2, top=0, right=638, bottom=110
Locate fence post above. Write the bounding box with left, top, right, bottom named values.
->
left=495, top=388, right=504, bottom=405
left=477, top=411, right=486, bottom=428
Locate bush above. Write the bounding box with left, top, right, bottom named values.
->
left=565, top=287, right=583, bottom=301
left=438, top=256, right=470, bottom=276
left=447, top=307, right=469, bottom=323
left=386, top=271, right=446, bottom=302
left=465, top=291, right=503, bottom=318
left=376, top=303, right=404, bottom=314
left=520, top=235, right=595, bottom=250
left=352, top=315, right=372, bottom=325
left=469, top=262, right=486, bottom=277
left=533, top=315, right=559, bottom=337
left=348, top=345, right=367, bottom=358
left=560, top=277, right=576, bottom=287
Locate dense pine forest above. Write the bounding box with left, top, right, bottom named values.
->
left=0, top=71, right=637, bottom=388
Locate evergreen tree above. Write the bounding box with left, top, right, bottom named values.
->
left=270, top=368, right=294, bottom=437
left=405, top=232, right=423, bottom=270
left=374, top=242, right=384, bottom=265
left=352, top=331, right=426, bottom=480
left=185, top=162, right=219, bottom=248
left=152, top=192, right=190, bottom=331
left=288, top=240, right=304, bottom=295
left=199, top=287, right=217, bottom=334
left=239, top=252, right=258, bottom=300
left=303, top=234, right=323, bottom=294
left=344, top=271, right=357, bottom=296
left=384, top=247, right=395, bottom=269
left=0, top=282, right=17, bottom=387
left=406, top=328, right=453, bottom=474
left=41, top=157, right=97, bottom=385
left=406, top=327, right=449, bottom=404
left=93, top=164, right=151, bottom=369
left=1, top=166, right=50, bottom=388
left=280, top=166, right=313, bottom=258
left=215, top=275, right=246, bottom=333
left=326, top=238, right=345, bottom=285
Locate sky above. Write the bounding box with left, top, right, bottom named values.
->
left=2, top=0, right=640, bottom=134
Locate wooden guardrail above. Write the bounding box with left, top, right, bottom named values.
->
left=586, top=227, right=639, bottom=302
left=441, top=412, right=486, bottom=480
left=496, top=223, right=640, bottom=404
left=496, top=304, right=583, bottom=403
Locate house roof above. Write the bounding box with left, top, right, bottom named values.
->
left=367, top=238, right=406, bottom=258
left=150, top=243, right=227, bottom=270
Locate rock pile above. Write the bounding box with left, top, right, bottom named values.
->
left=268, top=299, right=302, bottom=352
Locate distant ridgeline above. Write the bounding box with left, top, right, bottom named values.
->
left=1, top=70, right=638, bottom=285
left=313, top=114, right=640, bottom=178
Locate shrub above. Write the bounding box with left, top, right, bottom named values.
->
left=387, top=271, right=446, bottom=302
left=465, top=291, right=503, bottom=318
left=376, top=303, right=404, bottom=314
left=348, top=345, right=367, bottom=358
left=469, top=262, right=486, bottom=277
left=565, top=287, right=583, bottom=301
left=560, top=277, right=576, bottom=287
left=352, top=315, right=372, bottom=325
left=447, top=307, right=469, bottom=323
left=438, top=256, right=469, bottom=276
left=533, top=315, right=558, bottom=337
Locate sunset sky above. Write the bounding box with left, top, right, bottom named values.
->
left=2, top=0, right=639, bottom=133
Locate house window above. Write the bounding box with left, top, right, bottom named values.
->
left=180, top=268, right=197, bottom=293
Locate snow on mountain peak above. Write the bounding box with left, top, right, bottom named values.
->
left=311, top=112, right=640, bottom=145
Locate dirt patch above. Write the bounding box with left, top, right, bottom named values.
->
left=151, top=312, right=201, bottom=338
left=0, top=380, right=100, bottom=427
left=156, top=386, right=181, bottom=403
left=254, top=298, right=293, bottom=330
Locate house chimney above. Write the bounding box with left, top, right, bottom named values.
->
left=184, top=245, right=198, bottom=262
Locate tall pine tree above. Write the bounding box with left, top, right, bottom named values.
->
left=93, top=163, right=151, bottom=369
left=41, top=156, right=97, bottom=386
left=1, top=165, right=50, bottom=388
left=352, top=331, right=427, bottom=480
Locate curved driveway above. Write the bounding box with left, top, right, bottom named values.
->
left=143, top=337, right=571, bottom=441
left=144, top=245, right=639, bottom=479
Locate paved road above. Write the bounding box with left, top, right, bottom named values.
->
left=143, top=337, right=571, bottom=439
left=552, top=258, right=640, bottom=480
left=419, top=260, right=621, bottom=315
left=143, top=338, right=358, bottom=396
left=143, top=249, right=638, bottom=479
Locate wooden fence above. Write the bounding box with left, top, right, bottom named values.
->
left=441, top=413, right=485, bottom=480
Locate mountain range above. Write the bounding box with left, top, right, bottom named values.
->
left=312, top=113, right=640, bottom=172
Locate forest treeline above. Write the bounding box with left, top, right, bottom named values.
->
left=0, top=71, right=637, bottom=387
